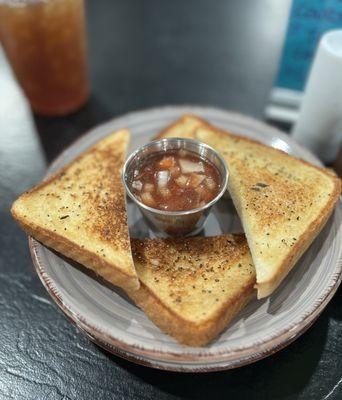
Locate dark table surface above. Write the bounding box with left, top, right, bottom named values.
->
left=1, top=1, right=342, bottom=399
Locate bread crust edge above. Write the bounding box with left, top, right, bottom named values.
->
left=128, top=277, right=256, bottom=346
left=158, top=114, right=340, bottom=180
left=157, top=114, right=341, bottom=298
left=11, top=204, right=140, bottom=292
left=254, top=179, right=341, bottom=298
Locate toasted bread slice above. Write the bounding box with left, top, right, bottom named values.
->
left=157, top=115, right=341, bottom=298
left=11, top=130, right=140, bottom=292
left=129, top=234, right=256, bottom=346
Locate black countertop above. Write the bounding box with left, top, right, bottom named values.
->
left=1, top=1, right=341, bottom=399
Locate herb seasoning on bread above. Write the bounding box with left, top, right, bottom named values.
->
left=157, top=115, right=341, bottom=298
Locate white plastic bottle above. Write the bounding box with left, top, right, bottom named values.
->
left=292, top=30, right=342, bottom=163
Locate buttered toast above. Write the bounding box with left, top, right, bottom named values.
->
left=11, top=130, right=140, bottom=292
left=129, top=235, right=256, bottom=346
left=157, top=115, right=341, bottom=298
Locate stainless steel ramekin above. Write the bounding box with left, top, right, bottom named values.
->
left=122, top=138, right=229, bottom=236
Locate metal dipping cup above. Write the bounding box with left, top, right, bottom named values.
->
left=122, top=138, right=229, bottom=237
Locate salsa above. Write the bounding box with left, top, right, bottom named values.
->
left=130, top=149, right=221, bottom=211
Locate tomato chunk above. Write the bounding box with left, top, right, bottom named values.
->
left=130, top=149, right=221, bottom=211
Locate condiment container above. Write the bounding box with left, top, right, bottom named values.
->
left=122, top=138, right=229, bottom=236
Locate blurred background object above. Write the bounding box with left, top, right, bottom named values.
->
left=266, top=0, right=342, bottom=125
left=0, top=46, right=46, bottom=209
left=0, top=0, right=89, bottom=116
left=292, top=30, right=342, bottom=164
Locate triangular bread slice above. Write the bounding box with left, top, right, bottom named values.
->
left=129, top=234, right=256, bottom=346
left=157, top=115, right=341, bottom=298
left=11, top=130, right=140, bottom=292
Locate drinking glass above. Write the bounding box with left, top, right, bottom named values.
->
left=0, top=0, right=90, bottom=116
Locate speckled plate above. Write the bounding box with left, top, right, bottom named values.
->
left=29, top=106, right=342, bottom=372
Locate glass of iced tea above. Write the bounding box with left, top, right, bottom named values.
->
left=0, top=0, right=89, bottom=116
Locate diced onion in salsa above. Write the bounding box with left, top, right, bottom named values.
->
left=188, top=173, right=206, bottom=188
left=175, top=175, right=188, bottom=187
left=179, top=159, right=204, bottom=174
left=144, top=183, right=154, bottom=192
left=141, top=192, right=156, bottom=207
left=156, top=170, right=170, bottom=188
left=131, top=180, right=142, bottom=191
left=130, top=149, right=221, bottom=211
left=205, top=177, right=216, bottom=190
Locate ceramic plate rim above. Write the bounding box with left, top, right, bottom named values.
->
left=28, top=105, right=342, bottom=372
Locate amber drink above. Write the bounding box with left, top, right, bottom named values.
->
left=0, top=0, right=89, bottom=116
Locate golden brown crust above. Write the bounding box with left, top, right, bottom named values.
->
left=255, top=179, right=340, bottom=297
left=197, top=120, right=340, bottom=182
left=194, top=122, right=341, bottom=298
left=128, top=234, right=256, bottom=346
left=197, top=122, right=341, bottom=297
left=12, top=205, right=139, bottom=292
left=155, top=114, right=204, bottom=140
left=11, top=129, right=140, bottom=292
left=158, top=114, right=340, bottom=180
left=128, top=272, right=255, bottom=347
left=157, top=115, right=341, bottom=298
left=16, top=131, right=133, bottom=253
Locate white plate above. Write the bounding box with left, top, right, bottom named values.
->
left=30, top=106, right=342, bottom=372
